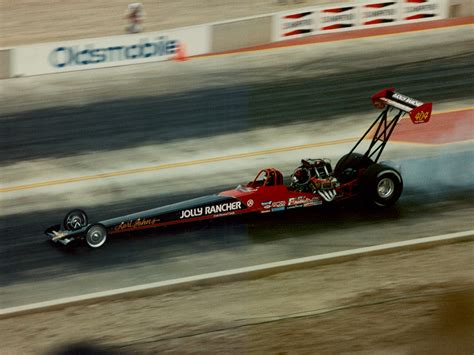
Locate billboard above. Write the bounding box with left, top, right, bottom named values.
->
left=272, top=10, right=317, bottom=41
left=272, top=0, right=446, bottom=41
left=401, top=0, right=444, bottom=21
left=360, top=1, right=400, bottom=27
left=12, top=25, right=210, bottom=76
left=317, top=5, right=358, bottom=32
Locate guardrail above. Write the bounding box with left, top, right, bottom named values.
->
left=1, top=0, right=471, bottom=78
left=1, top=230, right=472, bottom=319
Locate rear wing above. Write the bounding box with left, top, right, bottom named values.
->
left=371, top=88, right=432, bottom=124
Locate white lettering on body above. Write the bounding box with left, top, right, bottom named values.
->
left=179, top=207, right=203, bottom=219
left=180, top=202, right=242, bottom=219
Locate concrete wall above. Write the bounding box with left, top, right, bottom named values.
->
left=0, top=49, right=11, bottom=79
left=211, top=16, right=273, bottom=53
left=1, top=0, right=468, bottom=78
left=448, top=0, right=473, bottom=16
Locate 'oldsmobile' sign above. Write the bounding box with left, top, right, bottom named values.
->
left=12, top=25, right=210, bottom=76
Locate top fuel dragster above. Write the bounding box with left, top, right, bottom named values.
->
left=45, top=88, right=432, bottom=248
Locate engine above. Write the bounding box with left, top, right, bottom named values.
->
left=291, top=158, right=340, bottom=201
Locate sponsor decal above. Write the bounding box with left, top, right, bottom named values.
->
left=271, top=207, right=286, bottom=212
left=272, top=201, right=286, bottom=208
left=214, top=211, right=237, bottom=218
left=361, top=1, right=398, bottom=26
left=285, top=11, right=314, bottom=19
left=365, top=1, right=396, bottom=8
left=364, top=18, right=395, bottom=25
left=405, top=13, right=436, bottom=19
left=413, top=110, right=430, bottom=123
left=260, top=200, right=286, bottom=210
left=304, top=199, right=323, bottom=207
left=322, top=6, right=355, bottom=13
left=113, top=217, right=160, bottom=232
left=49, top=36, right=178, bottom=68
left=283, top=29, right=313, bottom=37
left=247, top=199, right=254, bottom=207
left=275, top=10, right=316, bottom=40
left=402, top=0, right=439, bottom=20
left=392, top=92, right=423, bottom=107
left=319, top=6, right=357, bottom=31
left=288, top=196, right=322, bottom=209
left=321, top=23, right=354, bottom=30
left=179, top=201, right=242, bottom=219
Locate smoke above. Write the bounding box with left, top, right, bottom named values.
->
left=401, top=149, right=474, bottom=201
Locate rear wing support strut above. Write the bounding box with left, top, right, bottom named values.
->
left=341, top=88, right=432, bottom=164
left=346, top=107, right=403, bottom=163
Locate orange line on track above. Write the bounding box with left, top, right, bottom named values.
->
left=3, top=108, right=471, bottom=193
left=0, top=137, right=358, bottom=193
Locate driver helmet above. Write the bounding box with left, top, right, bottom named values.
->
left=292, top=168, right=309, bottom=185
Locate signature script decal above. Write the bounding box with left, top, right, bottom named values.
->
left=112, top=218, right=160, bottom=232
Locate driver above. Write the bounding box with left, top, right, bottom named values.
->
left=265, top=171, right=276, bottom=186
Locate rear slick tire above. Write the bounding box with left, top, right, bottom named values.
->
left=334, top=153, right=373, bottom=183
left=86, top=224, right=107, bottom=249
left=361, top=164, right=403, bottom=207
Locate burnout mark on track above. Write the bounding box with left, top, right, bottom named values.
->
left=392, top=109, right=473, bottom=145
left=367, top=109, right=473, bottom=145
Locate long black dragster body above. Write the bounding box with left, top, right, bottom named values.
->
left=46, top=195, right=248, bottom=248
left=45, top=89, right=432, bottom=248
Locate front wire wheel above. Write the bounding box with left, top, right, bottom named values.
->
left=63, top=209, right=88, bottom=231
left=86, top=224, right=107, bottom=248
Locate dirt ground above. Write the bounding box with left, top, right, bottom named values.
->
left=0, top=0, right=343, bottom=47
left=1, top=241, right=473, bottom=353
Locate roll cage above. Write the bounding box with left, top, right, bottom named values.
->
left=247, top=168, right=284, bottom=188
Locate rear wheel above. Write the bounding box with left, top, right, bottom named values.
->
left=63, top=209, right=88, bottom=231
left=86, top=224, right=107, bottom=248
left=334, top=153, right=373, bottom=182
left=361, top=164, right=403, bottom=207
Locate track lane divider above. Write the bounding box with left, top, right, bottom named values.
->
left=2, top=107, right=470, bottom=193
left=0, top=137, right=358, bottom=193
left=1, top=230, right=472, bottom=319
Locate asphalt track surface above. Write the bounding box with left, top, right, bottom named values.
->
left=1, top=26, right=473, bottom=164
left=1, top=26, right=473, bottom=308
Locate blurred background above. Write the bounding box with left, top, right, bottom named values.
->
left=0, top=0, right=473, bottom=352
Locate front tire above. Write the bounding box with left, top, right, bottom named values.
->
left=86, top=224, right=107, bottom=248
left=361, top=164, right=403, bottom=207
left=63, top=209, right=88, bottom=231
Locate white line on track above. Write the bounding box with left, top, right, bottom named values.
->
left=1, top=230, right=472, bottom=319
